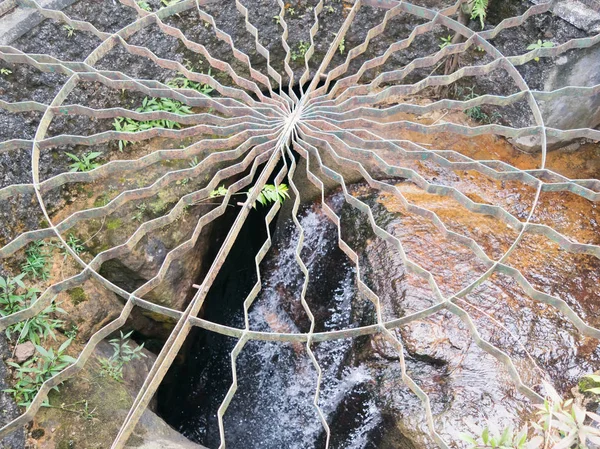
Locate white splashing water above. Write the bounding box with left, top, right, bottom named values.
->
left=223, top=203, right=382, bottom=449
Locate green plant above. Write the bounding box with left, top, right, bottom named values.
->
left=273, top=15, right=281, bottom=25
left=207, top=183, right=289, bottom=208
left=167, top=71, right=214, bottom=96
left=63, top=25, right=75, bottom=37
left=64, top=324, right=79, bottom=340
left=325, top=5, right=335, bottom=13
left=189, top=156, right=200, bottom=168
left=0, top=68, right=11, bottom=76
left=338, top=37, right=345, bottom=55
left=461, top=381, right=600, bottom=449
left=526, top=39, right=554, bottom=62
left=136, top=0, right=151, bottom=11
left=160, top=0, right=181, bottom=7
left=209, top=185, right=229, bottom=198
left=134, top=203, right=148, bottom=222
left=461, top=426, right=532, bottom=449
left=469, top=0, right=488, bottom=29
left=579, top=374, right=600, bottom=394
left=54, top=399, right=97, bottom=420
left=5, top=339, right=77, bottom=407
left=248, top=184, right=290, bottom=208
left=288, top=7, right=296, bottom=16
left=457, top=86, right=501, bottom=124
left=114, top=96, right=193, bottom=151
left=439, top=35, right=453, bottom=49
left=21, top=241, right=51, bottom=280
left=64, top=234, right=84, bottom=257
left=0, top=274, right=38, bottom=315
left=65, top=151, right=102, bottom=172
left=99, top=331, right=146, bottom=382
left=291, top=41, right=310, bottom=61
left=10, top=298, right=65, bottom=345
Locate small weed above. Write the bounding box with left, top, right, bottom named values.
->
left=136, top=0, right=152, bottom=11
left=273, top=15, right=281, bottom=25
left=10, top=298, right=65, bottom=345
left=209, top=185, right=229, bottom=198
left=288, top=7, right=296, bottom=16
left=248, top=184, right=290, bottom=208
left=66, top=151, right=102, bottom=172
left=167, top=70, right=214, bottom=96
left=160, top=0, right=181, bottom=7
left=21, top=241, right=51, bottom=280
left=64, top=234, right=84, bottom=257
left=457, top=86, right=500, bottom=124
left=291, top=41, right=310, bottom=62
left=208, top=184, right=289, bottom=208
left=64, top=324, right=79, bottom=340
left=5, top=339, right=77, bottom=407
left=0, top=274, right=39, bottom=317
left=439, top=35, right=452, bottom=49
left=526, top=39, right=554, bottom=62
left=0, top=68, right=11, bottom=76
left=134, top=203, right=147, bottom=222
left=99, top=331, right=146, bottom=382
left=114, top=96, right=193, bottom=151
left=338, top=37, right=345, bottom=55
left=55, top=400, right=97, bottom=420
left=462, top=381, right=600, bottom=449
left=325, top=5, right=335, bottom=13
left=63, top=25, right=75, bottom=38
left=469, top=0, right=488, bottom=29
left=189, top=156, right=200, bottom=168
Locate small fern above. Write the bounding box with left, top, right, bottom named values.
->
left=470, top=0, right=488, bottom=30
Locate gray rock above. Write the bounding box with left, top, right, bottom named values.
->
left=13, top=341, right=35, bottom=363
left=511, top=43, right=600, bottom=153
left=532, top=0, right=600, bottom=34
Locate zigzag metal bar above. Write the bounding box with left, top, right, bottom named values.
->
left=292, top=132, right=452, bottom=446
left=0, top=0, right=598, bottom=445
left=112, top=146, right=284, bottom=448
left=216, top=156, right=287, bottom=449
left=295, top=123, right=546, bottom=425
left=0, top=131, right=282, bottom=257
left=284, top=142, right=331, bottom=448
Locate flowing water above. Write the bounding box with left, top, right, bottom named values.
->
left=158, top=134, right=600, bottom=449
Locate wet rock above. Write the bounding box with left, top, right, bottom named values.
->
left=14, top=341, right=35, bottom=363
left=353, top=181, right=600, bottom=446
left=512, top=43, right=600, bottom=152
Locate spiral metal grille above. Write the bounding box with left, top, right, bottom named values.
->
left=0, top=0, right=599, bottom=447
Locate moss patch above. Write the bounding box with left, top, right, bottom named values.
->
left=579, top=374, right=600, bottom=393
left=106, top=218, right=122, bottom=231
left=67, top=287, right=87, bottom=305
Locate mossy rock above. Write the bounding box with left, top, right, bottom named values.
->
left=33, top=341, right=205, bottom=449
left=67, top=287, right=87, bottom=305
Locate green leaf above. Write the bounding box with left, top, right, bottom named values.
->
left=459, top=433, right=478, bottom=446
left=35, top=345, right=51, bottom=360
left=482, top=427, right=489, bottom=445
left=58, top=338, right=72, bottom=353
